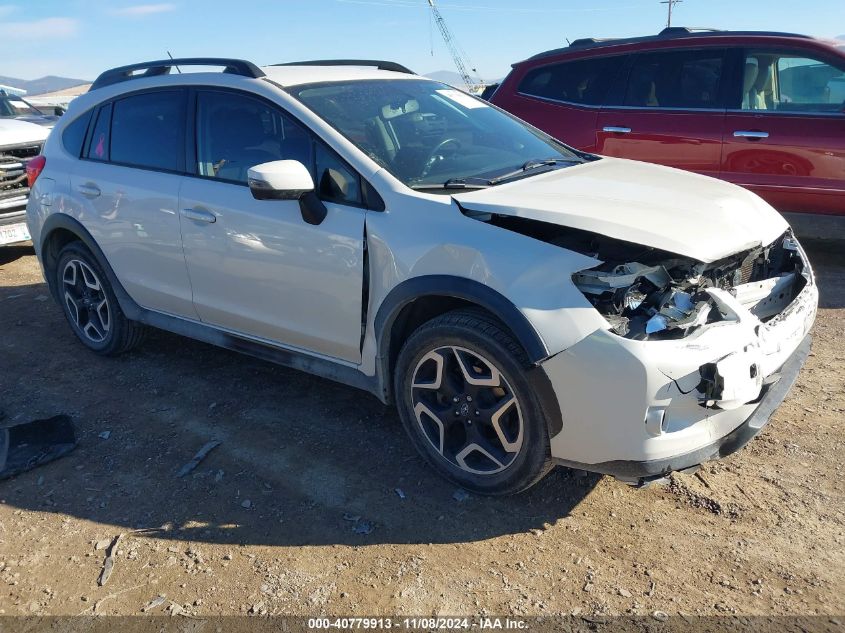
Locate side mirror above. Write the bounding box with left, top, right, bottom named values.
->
left=247, top=160, right=327, bottom=225
left=53, top=106, right=66, bottom=116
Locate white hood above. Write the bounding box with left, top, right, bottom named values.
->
left=0, top=117, right=50, bottom=150
left=453, top=157, right=789, bottom=263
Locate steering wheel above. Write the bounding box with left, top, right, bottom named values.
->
left=421, top=138, right=462, bottom=178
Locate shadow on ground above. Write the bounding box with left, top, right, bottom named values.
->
left=0, top=279, right=599, bottom=548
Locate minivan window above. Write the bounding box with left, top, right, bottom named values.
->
left=86, top=103, right=112, bottom=161
left=518, top=56, right=623, bottom=106
left=624, top=49, right=726, bottom=109
left=62, top=110, right=93, bottom=157
left=741, top=51, right=845, bottom=113
left=110, top=91, right=185, bottom=171
left=195, top=90, right=312, bottom=184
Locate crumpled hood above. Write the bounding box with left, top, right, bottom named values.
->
left=0, top=117, right=50, bottom=150
left=452, top=157, right=789, bottom=263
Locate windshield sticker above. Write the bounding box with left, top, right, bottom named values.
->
left=435, top=89, right=488, bottom=109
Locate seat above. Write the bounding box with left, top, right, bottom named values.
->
left=741, top=62, right=759, bottom=109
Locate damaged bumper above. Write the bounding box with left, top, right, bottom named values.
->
left=541, top=248, right=818, bottom=481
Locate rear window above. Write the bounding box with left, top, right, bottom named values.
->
left=110, top=90, right=185, bottom=172
left=62, top=110, right=93, bottom=157
left=518, top=56, right=624, bottom=106
left=623, top=49, right=726, bottom=109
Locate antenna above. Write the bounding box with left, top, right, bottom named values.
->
left=166, top=51, right=182, bottom=74
left=660, top=0, right=683, bottom=28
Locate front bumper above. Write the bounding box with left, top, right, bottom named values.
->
left=552, top=333, right=811, bottom=480
left=540, top=251, right=818, bottom=479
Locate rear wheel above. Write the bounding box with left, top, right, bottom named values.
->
left=55, top=242, right=145, bottom=356
left=394, top=309, right=552, bottom=495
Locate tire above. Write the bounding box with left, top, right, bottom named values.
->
left=394, top=309, right=553, bottom=495
left=55, top=241, right=145, bottom=356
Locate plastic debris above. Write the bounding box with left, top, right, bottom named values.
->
left=176, top=440, right=221, bottom=477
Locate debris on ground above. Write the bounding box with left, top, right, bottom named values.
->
left=98, top=430, right=111, bottom=440
left=395, top=488, right=406, bottom=499
left=97, top=533, right=124, bottom=586
left=452, top=489, right=470, bottom=502
left=0, top=415, right=76, bottom=480
left=176, top=440, right=221, bottom=477
left=141, top=595, right=166, bottom=612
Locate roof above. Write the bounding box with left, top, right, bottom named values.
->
left=523, top=28, right=817, bottom=64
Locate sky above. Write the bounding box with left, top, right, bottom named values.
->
left=0, top=0, right=843, bottom=81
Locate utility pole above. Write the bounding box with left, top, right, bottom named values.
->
left=660, top=0, right=683, bottom=28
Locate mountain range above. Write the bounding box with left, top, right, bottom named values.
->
left=0, top=75, right=91, bottom=96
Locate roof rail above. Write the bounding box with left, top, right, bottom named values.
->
left=274, top=59, right=415, bottom=75
left=659, top=26, right=721, bottom=36
left=90, top=58, right=265, bottom=91
left=569, top=37, right=617, bottom=48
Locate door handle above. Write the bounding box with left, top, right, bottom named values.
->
left=603, top=126, right=632, bottom=134
left=76, top=183, right=101, bottom=198
left=181, top=208, right=217, bottom=223
left=733, top=130, right=769, bottom=140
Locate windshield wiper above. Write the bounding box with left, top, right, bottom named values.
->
left=487, top=157, right=579, bottom=185
left=411, top=177, right=491, bottom=191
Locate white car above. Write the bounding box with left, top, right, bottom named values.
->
left=1, top=117, right=49, bottom=245
left=26, top=58, right=817, bottom=494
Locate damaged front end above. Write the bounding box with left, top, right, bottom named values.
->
left=572, top=232, right=809, bottom=342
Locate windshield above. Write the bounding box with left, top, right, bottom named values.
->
left=0, top=95, right=44, bottom=117
left=290, top=79, right=583, bottom=189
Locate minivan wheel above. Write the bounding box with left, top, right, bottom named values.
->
left=395, top=309, right=552, bottom=495
left=55, top=242, right=145, bottom=356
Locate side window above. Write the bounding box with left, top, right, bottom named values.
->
left=624, top=49, right=725, bottom=109
left=195, top=91, right=313, bottom=184
left=110, top=91, right=185, bottom=171
left=86, top=103, right=112, bottom=161
left=518, top=56, right=625, bottom=106
left=315, top=143, right=362, bottom=205
left=741, top=50, right=845, bottom=113
left=62, top=109, right=93, bottom=157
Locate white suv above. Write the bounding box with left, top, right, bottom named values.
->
left=26, top=58, right=817, bottom=494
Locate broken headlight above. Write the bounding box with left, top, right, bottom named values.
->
left=572, top=233, right=807, bottom=341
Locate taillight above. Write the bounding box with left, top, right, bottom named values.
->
left=26, top=155, right=47, bottom=188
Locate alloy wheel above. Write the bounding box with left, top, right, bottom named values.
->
left=410, top=346, right=524, bottom=475
left=62, top=259, right=111, bottom=344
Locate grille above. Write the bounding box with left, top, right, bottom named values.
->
left=0, top=154, right=28, bottom=191
left=2, top=144, right=42, bottom=160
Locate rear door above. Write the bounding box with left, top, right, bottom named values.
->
left=68, top=89, right=195, bottom=317
left=596, top=47, right=729, bottom=179
left=721, top=48, right=845, bottom=214
left=179, top=89, right=367, bottom=363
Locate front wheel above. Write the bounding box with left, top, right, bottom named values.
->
left=394, top=309, right=553, bottom=495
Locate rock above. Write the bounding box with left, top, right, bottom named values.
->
left=95, top=539, right=111, bottom=551
left=452, top=489, right=470, bottom=502
left=223, top=553, right=233, bottom=561
left=241, top=499, right=252, bottom=509
left=352, top=520, right=374, bottom=535
left=141, top=595, right=166, bottom=612
left=342, top=513, right=361, bottom=522
left=98, top=431, right=111, bottom=440
left=651, top=611, right=669, bottom=622
left=618, top=587, right=632, bottom=598
left=215, top=470, right=224, bottom=483
left=249, top=602, right=264, bottom=615
left=395, top=488, right=406, bottom=499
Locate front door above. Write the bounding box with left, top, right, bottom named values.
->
left=179, top=89, right=367, bottom=363
left=721, top=48, right=845, bottom=214
left=595, top=47, right=729, bottom=179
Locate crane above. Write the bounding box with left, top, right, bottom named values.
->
left=427, top=0, right=483, bottom=93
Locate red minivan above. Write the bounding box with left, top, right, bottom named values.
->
left=491, top=28, right=845, bottom=237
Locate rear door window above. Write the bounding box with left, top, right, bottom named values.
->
left=518, top=56, right=625, bottom=106
left=62, top=110, right=93, bottom=157
left=740, top=50, right=845, bottom=113
left=623, top=49, right=727, bottom=109
left=110, top=90, right=186, bottom=171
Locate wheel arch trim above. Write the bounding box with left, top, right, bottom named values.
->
left=39, top=214, right=143, bottom=320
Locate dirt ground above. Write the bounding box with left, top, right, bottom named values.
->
left=0, top=240, right=843, bottom=619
